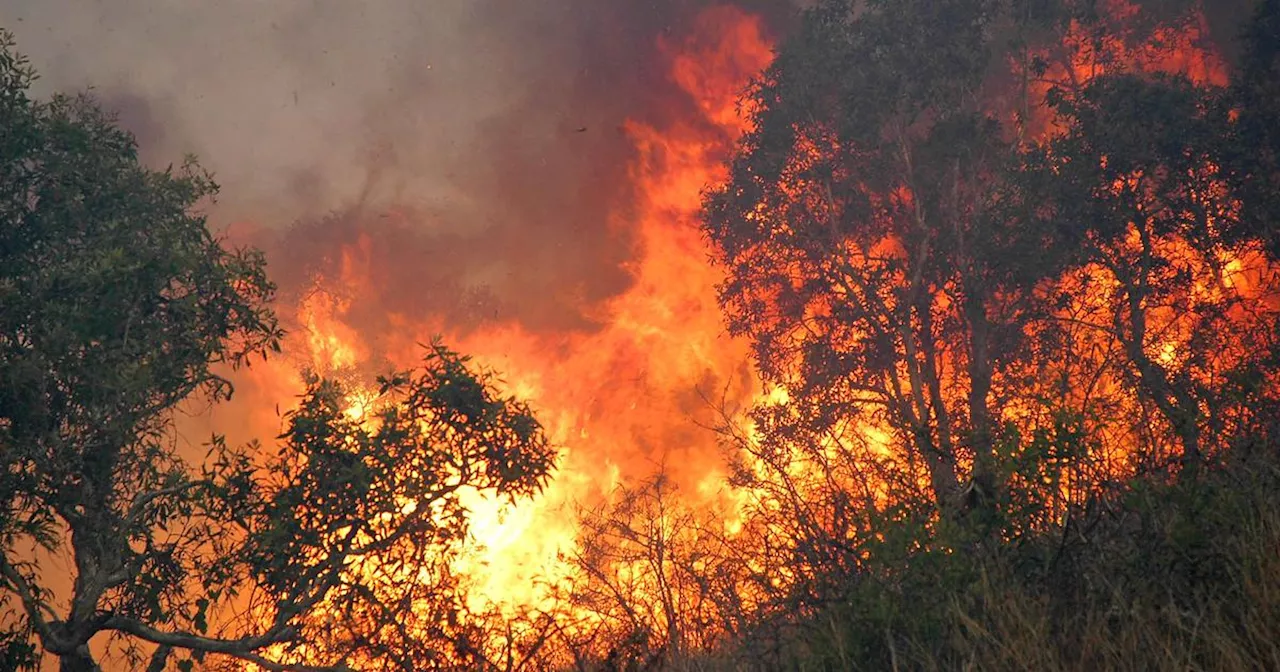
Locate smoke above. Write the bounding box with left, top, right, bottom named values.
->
left=7, top=1, right=535, bottom=218
left=1, top=0, right=792, bottom=334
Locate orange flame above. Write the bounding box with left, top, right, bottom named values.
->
left=1023, top=0, right=1227, bottom=138
left=213, top=1, right=1275, bottom=665
left=233, top=4, right=775, bottom=631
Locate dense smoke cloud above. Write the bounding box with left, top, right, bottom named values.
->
left=1, top=0, right=791, bottom=333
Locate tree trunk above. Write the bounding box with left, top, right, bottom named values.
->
left=1122, top=221, right=1203, bottom=474
left=59, top=646, right=101, bottom=672
left=964, top=290, right=1000, bottom=515
left=1123, top=318, right=1203, bottom=473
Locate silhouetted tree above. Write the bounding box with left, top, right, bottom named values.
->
left=1228, top=0, right=1280, bottom=255
left=703, top=0, right=1280, bottom=537
left=1033, top=72, right=1280, bottom=471
left=703, top=0, right=1064, bottom=520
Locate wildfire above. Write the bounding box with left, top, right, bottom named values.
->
left=216, top=0, right=1275, bottom=666
left=234, top=3, right=774, bottom=634
left=1023, top=0, right=1227, bottom=138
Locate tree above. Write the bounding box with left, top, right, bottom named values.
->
left=557, top=472, right=753, bottom=669
left=194, top=344, right=554, bottom=671
left=0, top=26, right=279, bottom=670
left=1228, top=0, right=1280, bottom=257
left=703, top=0, right=1058, bottom=520
left=1033, top=71, right=1280, bottom=472
left=0, top=31, right=555, bottom=671
left=702, top=0, right=1280, bottom=539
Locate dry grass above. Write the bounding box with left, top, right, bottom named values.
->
left=672, top=460, right=1280, bottom=672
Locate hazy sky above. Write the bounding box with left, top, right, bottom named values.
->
left=3, top=1, right=566, bottom=222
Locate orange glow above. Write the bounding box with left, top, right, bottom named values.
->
left=1023, top=0, right=1227, bottom=138
left=224, top=5, right=775, bottom=652
left=297, top=288, right=365, bottom=374
left=216, top=1, right=1280, bottom=666
left=433, top=5, right=772, bottom=621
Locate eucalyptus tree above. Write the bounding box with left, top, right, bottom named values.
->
left=0, top=31, right=554, bottom=672
left=702, top=0, right=1278, bottom=540
left=703, top=0, right=1063, bottom=523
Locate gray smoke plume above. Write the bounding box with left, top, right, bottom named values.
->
left=1, top=0, right=793, bottom=334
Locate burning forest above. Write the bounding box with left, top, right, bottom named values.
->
left=3, top=0, right=1280, bottom=670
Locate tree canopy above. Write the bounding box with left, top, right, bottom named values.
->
left=703, top=0, right=1280, bottom=546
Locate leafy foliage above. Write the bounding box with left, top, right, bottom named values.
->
left=0, top=24, right=280, bottom=670
left=2, top=0, right=1279, bottom=668
left=195, top=342, right=555, bottom=671
left=1032, top=71, right=1280, bottom=469
left=697, top=0, right=1280, bottom=662
left=704, top=0, right=1072, bottom=523
left=0, top=30, right=555, bottom=672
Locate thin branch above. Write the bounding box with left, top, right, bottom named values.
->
left=0, top=553, right=55, bottom=644
left=103, top=616, right=348, bottom=672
